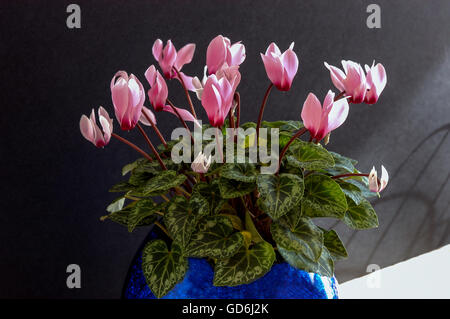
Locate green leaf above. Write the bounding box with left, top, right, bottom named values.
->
left=256, top=173, right=304, bottom=220
left=302, top=175, right=347, bottom=218
left=329, top=152, right=357, bottom=173
left=220, top=163, right=257, bottom=183
left=261, top=120, right=304, bottom=131
left=245, top=211, right=264, bottom=243
left=271, top=211, right=323, bottom=262
left=345, top=179, right=378, bottom=199
left=192, top=181, right=227, bottom=215
left=122, top=158, right=148, bottom=176
left=343, top=197, right=379, bottom=229
left=286, top=141, right=335, bottom=170
left=338, top=180, right=364, bottom=205
left=221, top=214, right=244, bottom=230
left=185, top=216, right=244, bottom=259
left=128, top=199, right=159, bottom=232
left=219, top=177, right=255, bottom=199
left=109, top=181, right=135, bottom=193
left=143, top=170, right=187, bottom=196
left=278, top=245, right=334, bottom=277
left=213, top=241, right=276, bottom=286
left=164, top=195, right=209, bottom=249
left=106, top=197, right=125, bottom=213
left=142, top=240, right=188, bottom=298
left=322, top=228, right=348, bottom=260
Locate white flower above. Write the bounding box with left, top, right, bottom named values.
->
left=191, top=152, right=212, bottom=174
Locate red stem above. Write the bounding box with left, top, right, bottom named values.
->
left=173, top=67, right=197, bottom=119
left=111, top=133, right=153, bottom=162
left=166, top=98, right=194, bottom=144
left=136, top=123, right=167, bottom=170
left=143, top=108, right=167, bottom=148
left=256, top=83, right=274, bottom=141
left=235, top=92, right=241, bottom=128
left=277, top=127, right=308, bottom=174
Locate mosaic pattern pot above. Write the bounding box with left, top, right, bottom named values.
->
left=123, top=232, right=339, bottom=299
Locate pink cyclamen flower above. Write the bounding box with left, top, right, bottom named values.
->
left=193, top=64, right=241, bottom=101
left=364, top=62, right=387, bottom=104
left=324, top=60, right=386, bottom=104
left=80, top=107, right=113, bottom=148
left=139, top=106, right=157, bottom=126
left=301, top=90, right=349, bottom=141
left=206, top=35, right=246, bottom=74
left=201, top=73, right=238, bottom=127
left=144, top=65, right=168, bottom=111
left=191, top=152, right=212, bottom=174
left=152, top=39, right=196, bottom=90
left=110, top=71, right=145, bottom=131
left=368, top=165, right=389, bottom=193
left=261, top=42, right=299, bottom=91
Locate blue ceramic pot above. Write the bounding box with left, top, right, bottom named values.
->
left=123, top=232, right=339, bottom=299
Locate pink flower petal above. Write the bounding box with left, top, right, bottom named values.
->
left=144, top=65, right=157, bottom=86
left=80, top=114, right=94, bottom=144
left=174, top=43, right=196, bottom=70
left=206, top=35, right=228, bottom=74
left=301, top=93, right=323, bottom=138
left=162, top=105, right=201, bottom=127
left=152, top=39, right=163, bottom=61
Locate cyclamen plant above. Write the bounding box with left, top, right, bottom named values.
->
left=80, top=35, right=388, bottom=298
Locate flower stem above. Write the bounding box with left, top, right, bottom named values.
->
left=173, top=66, right=197, bottom=119
left=277, top=128, right=308, bottom=174
left=142, top=108, right=167, bottom=148
left=111, top=133, right=153, bottom=163
left=331, top=173, right=368, bottom=179
left=136, top=123, right=167, bottom=170
left=166, top=98, right=194, bottom=144
left=256, top=83, right=274, bottom=141
left=235, top=92, right=241, bottom=128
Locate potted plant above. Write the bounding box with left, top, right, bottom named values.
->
left=79, top=35, right=388, bottom=299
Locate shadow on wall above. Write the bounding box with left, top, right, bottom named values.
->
left=336, top=123, right=450, bottom=282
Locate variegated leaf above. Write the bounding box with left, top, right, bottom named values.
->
left=256, top=173, right=304, bottom=220
left=213, top=241, right=275, bottom=286
left=343, top=197, right=379, bottom=229
left=142, top=240, right=187, bottom=298
left=185, top=216, right=244, bottom=259
left=302, top=174, right=347, bottom=218
left=271, top=211, right=323, bottom=262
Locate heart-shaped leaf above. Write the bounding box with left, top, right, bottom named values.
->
left=142, top=240, right=188, bottom=298
left=321, top=228, right=348, bottom=260
left=338, top=180, right=365, bottom=205
left=326, top=151, right=357, bottom=174
left=343, top=197, right=379, bottom=229
left=278, top=245, right=334, bottom=277
left=256, top=173, right=304, bottom=220
left=128, top=199, right=159, bottom=232
left=302, top=175, right=347, bottom=218
left=143, top=170, right=187, bottom=196
left=164, top=195, right=209, bottom=249
left=220, top=163, right=257, bottom=183
left=286, top=141, right=335, bottom=170
left=271, top=211, right=323, bottom=262
left=192, top=181, right=227, bottom=215
left=261, top=120, right=304, bottom=131
left=185, top=216, right=244, bottom=259
left=213, top=241, right=276, bottom=286
left=219, top=177, right=256, bottom=199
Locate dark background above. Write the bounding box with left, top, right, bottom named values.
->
left=1, top=0, right=449, bottom=298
